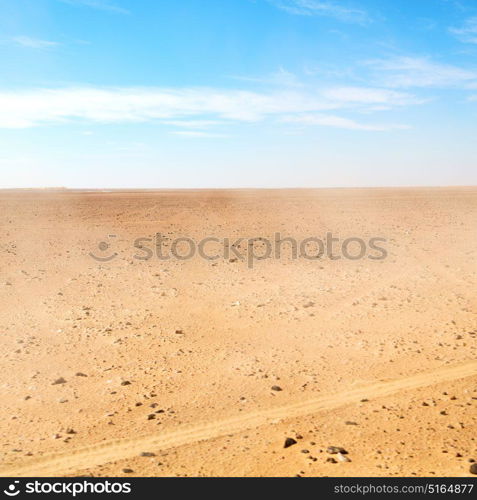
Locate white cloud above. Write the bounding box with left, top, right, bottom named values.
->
left=267, top=0, right=370, bottom=24
left=0, top=85, right=418, bottom=130
left=171, top=131, right=228, bottom=138
left=366, top=56, right=477, bottom=88
left=229, top=67, right=305, bottom=87
left=450, top=17, right=477, bottom=44
left=163, top=120, right=224, bottom=129
left=282, top=113, right=409, bottom=131
left=11, top=36, right=59, bottom=49
left=59, top=0, right=129, bottom=14
left=323, top=86, right=422, bottom=107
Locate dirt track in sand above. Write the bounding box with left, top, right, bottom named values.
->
left=2, top=360, right=476, bottom=477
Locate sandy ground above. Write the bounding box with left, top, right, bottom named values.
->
left=0, top=187, right=476, bottom=477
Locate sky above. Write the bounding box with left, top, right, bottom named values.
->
left=0, top=0, right=476, bottom=188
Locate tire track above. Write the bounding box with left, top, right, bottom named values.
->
left=2, top=360, right=476, bottom=477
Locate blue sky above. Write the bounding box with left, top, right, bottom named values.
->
left=0, top=0, right=476, bottom=188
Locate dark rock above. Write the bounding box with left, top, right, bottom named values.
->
left=122, top=468, right=134, bottom=473
left=52, top=377, right=66, bottom=385
left=121, top=381, right=131, bottom=386
left=284, top=437, right=297, bottom=448
left=327, top=446, right=348, bottom=455
left=271, top=385, right=283, bottom=392
left=140, top=452, right=156, bottom=457
left=326, top=457, right=337, bottom=463
left=470, top=463, right=477, bottom=475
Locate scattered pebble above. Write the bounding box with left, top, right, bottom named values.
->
left=337, top=453, right=351, bottom=463
left=327, top=446, right=348, bottom=455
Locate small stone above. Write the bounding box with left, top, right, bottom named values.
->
left=284, top=437, right=297, bottom=448
left=66, top=428, right=76, bottom=434
left=75, top=372, right=88, bottom=377
left=337, top=453, right=351, bottom=462
left=326, top=457, right=337, bottom=463
left=147, top=414, right=156, bottom=420
left=327, top=446, right=348, bottom=455
left=122, top=468, right=134, bottom=473
left=121, top=381, right=131, bottom=386
left=52, top=377, right=66, bottom=385
left=271, top=385, right=283, bottom=392
left=470, top=463, right=477, bottom=475
left=140, top=452, right=156, bottom=457
left=345, top=421, right=358, bottom=425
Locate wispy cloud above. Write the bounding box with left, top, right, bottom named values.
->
left=366, top=56, right=477, bottom=89
left=163, top=120, right=224, bottom=129
left=267, top=0, right=370, bottom=24
left=59, top=0, right=129, bottom=15
left=171, top=131, right=228, bottom=138
left=0, top=85, right=416, bottom=130
left=282, top=113, right=409, bottom=131
left=228, top=67, right=305, bottom=87
left=10, top=36, right=59, bottom=49
left=450, top=17, right=477, bottom=44
left=323, top=86, right=423, bottom=107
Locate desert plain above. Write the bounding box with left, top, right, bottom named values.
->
left=0, top=187, right=476, bottom=477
